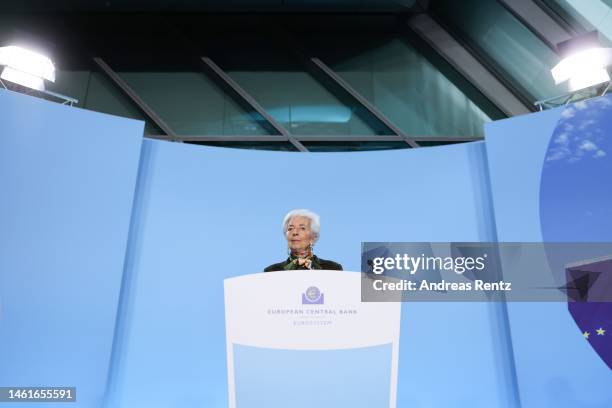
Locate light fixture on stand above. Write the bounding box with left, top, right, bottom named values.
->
left=536, top=32, right=611, bottom=110
left=0, top=45, right=77, bottom=106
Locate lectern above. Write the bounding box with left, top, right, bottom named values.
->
left=224, top=270, right=402, bottom=408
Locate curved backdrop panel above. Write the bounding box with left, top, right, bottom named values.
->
left=4, top=83, right=610, bottom=408
left=107, top=137, right=511, bottom=408
left=485, top=94, right=612, bottom=408
left=0, top=89, right=143, bottom=408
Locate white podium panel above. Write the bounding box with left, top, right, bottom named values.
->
left=224, top=270, right=401, bottom=408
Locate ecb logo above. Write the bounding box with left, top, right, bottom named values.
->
left=302, top=286, right=324, bottom=305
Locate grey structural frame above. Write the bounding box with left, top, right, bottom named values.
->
left=273, top=28, right=420, bottom=148
left=93, top=57, right=179, bottom=140
left=93, top=54, right=427, bottom=149
left=147, top=135, right=481, bottom=142
left=407, top=13, right=533, bottom=117
left=92, top=27, right=511, bottom=148
left=0, top=77, right=79, bottom=106
left=497, top=0, right=574, bottom=51
left=308, top=57, right=420, bottom=148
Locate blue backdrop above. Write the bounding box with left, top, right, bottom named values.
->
left=485, top=94, right=612, bottom=407
left=107, top=138, right=512, bottom=407
left=1, top=88, right=610, bottom=408
left=0, top=89, right=143, bottom=407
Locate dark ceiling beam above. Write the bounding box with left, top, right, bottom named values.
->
left=407, top=13, right=532, bottom=117
left=308, top=57, right=420, bottom=148
left=497, top=0, right=574, bottom=51
left=273, top=29, right=420, bottom=148
left=532, top=0, right=589, bottom=36
left=93, top=57, right=178, bottom=140
left=200, top=56, right=309, bottom=152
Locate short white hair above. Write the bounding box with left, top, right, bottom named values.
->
left=283, top=209, right=320, bottom=241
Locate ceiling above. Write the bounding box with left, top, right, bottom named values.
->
left=0, top=0, right=609, bottom=150
left=0, top=0, right=422, bottom=13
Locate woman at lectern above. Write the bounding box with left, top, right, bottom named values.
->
left=264, top=209, right=343, bottom=272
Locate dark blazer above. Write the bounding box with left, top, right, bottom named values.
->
left=264, top=255, right=343, bottom=272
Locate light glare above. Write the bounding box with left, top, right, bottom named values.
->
left=568, top=67, right=610, bottom=92
left=1, top=67, right=45, bottom=91
left=0, top=45, right=55, bottom=90
left=551, top=47, right=612, bottom=91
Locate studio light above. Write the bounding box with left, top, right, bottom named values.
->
left=0, top=45, right=55, bottom=91
left=551, top=32, right=612, bottom=92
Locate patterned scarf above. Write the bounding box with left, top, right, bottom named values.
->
left=283, top=249, right=321, bottom=270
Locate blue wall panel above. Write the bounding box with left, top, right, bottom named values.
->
left=0, top=87, right=561, bottom=407
left=0, top=89, right=143, bottom=407
left=485, top=98, right=612, bottom=407
left=107, top=139, right=514, bottom=407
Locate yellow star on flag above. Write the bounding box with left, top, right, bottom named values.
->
left=583, top=331, right=590, bottom=339
left=596, top=328, right=605, bottom=336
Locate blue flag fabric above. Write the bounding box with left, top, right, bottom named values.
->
left=566, top=257, right=612, bottom=369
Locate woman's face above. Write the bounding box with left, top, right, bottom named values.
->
left=286, top=216, right=313, bottom=252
